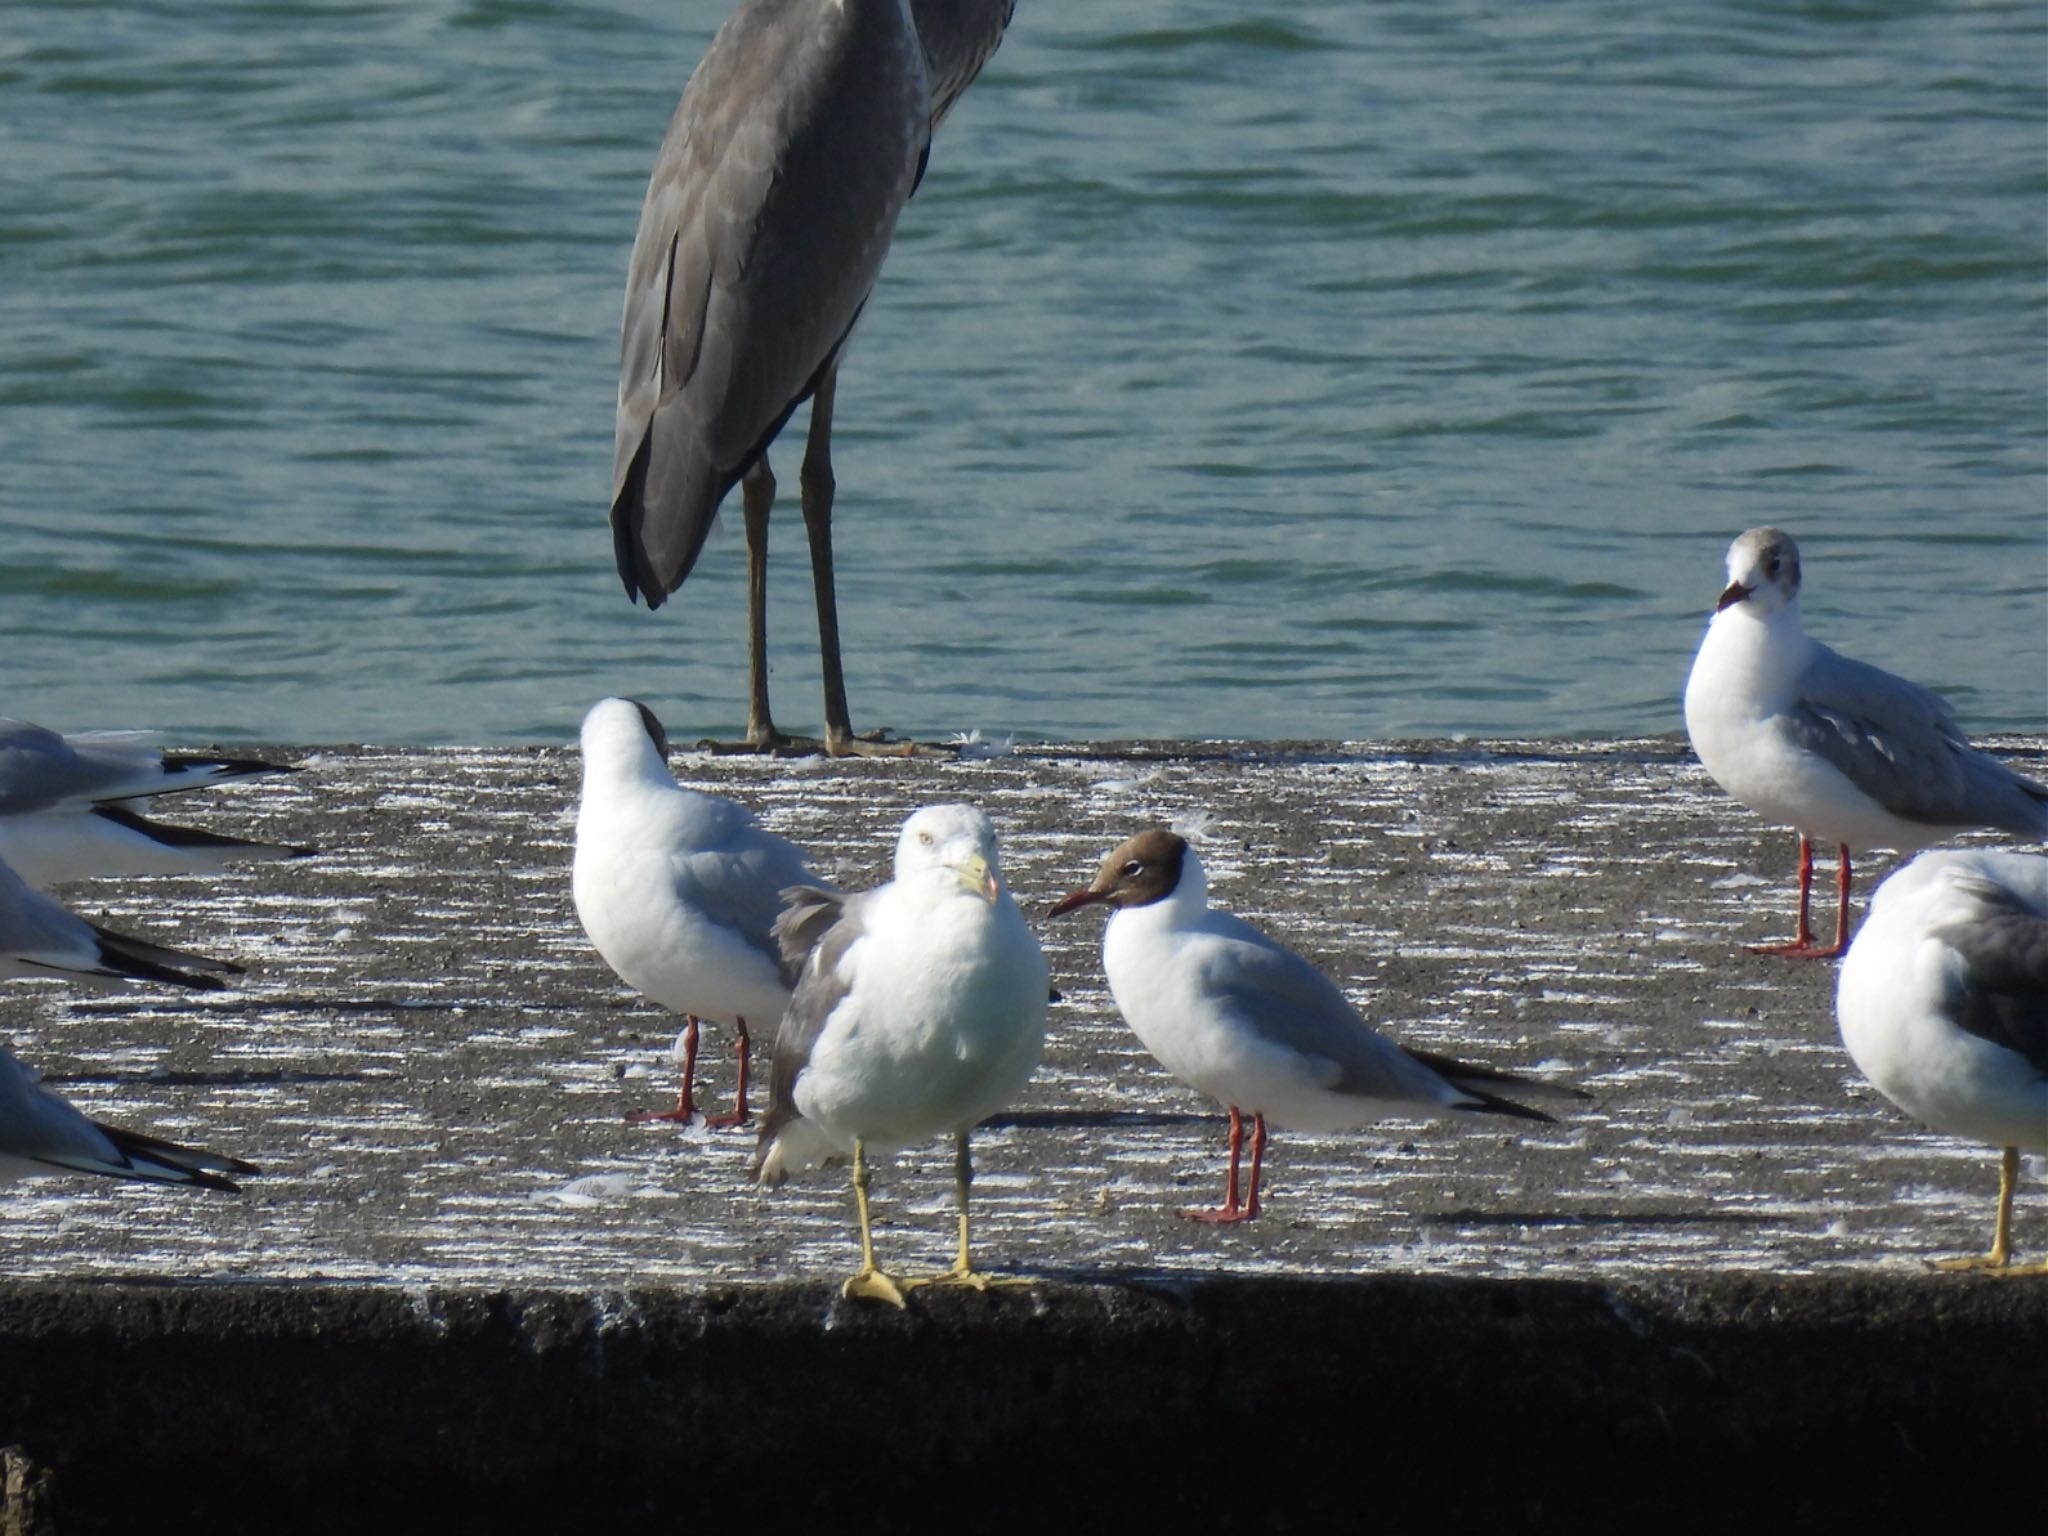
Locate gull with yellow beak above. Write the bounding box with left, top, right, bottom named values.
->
left=752, top=804, right=1047, bottom=1306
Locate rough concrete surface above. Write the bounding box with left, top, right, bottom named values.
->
left=1, top=737, right=2043, bottom=1529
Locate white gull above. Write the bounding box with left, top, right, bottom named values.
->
left=573, top=697, right=826, bottom=1128
left=0, top=716, right=308, bottom=888
left=0, top=1043, right=254, bottom=1192
left=1836, top=847, right=2046, bottom=1272
left=753, top=804, right=1048, bottom=1306
left=1048, top=828, right=1581, bottom=1224
left=1683, top=528, right=2048, bottom=959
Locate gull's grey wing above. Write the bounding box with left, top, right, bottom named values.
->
left=0, top=718, right=289, bottom=815
left=0, top=859, right=237, bottom=988
left=756, top=888, right=870, bottom=1157
left=908, top=0, right=1015, bottom=127
left=1788, top=646, right=2048, bottom=836
left=0, top=1047, right=252, bottom=1191
left=1192, top=915, right=1458, bottom=1103
left=665, top=804, right=825, bottom=962
left=610, top=0, right=931, bottom=606
left=1937, top=876, right=2048, bottom=1078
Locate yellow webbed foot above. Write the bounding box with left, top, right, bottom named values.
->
left=842, top=1267, right=910, bottom=1308
left=1933, top=1251, right=2010, bottom=1273
left=903, top=1266, right=1031, bottom=1294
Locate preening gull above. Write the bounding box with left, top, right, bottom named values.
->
left=1684, top=528, right=2048, bottom=959
left=609, top=0, right=1016, bottom=754
left=1048, top=829, right=1581, bottom=1224
left=572, top=697, right=826, bottom=1127
left=0, top=716, right=307, bottom=888
left=1836, top=848, right=2046, bottom=1272
left=0, top=856, right=238, bottom=990
left=753, top=804, right=1047, bottom=1305
left=0, top=1043, right=254, bottom=1192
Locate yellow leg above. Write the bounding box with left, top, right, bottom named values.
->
left=841, top=1139, right=907, bottom=1307
left=1934, top=1147, right=2044, bottom=1275
left=906, top=1131, right=1029, bottom=1292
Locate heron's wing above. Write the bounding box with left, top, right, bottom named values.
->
left=1937, top=874, right=2048, bottom=1078
left=611, top=0, right=932, bottom=605
left=1787, top=645, right=2048, bottom=834
left=908, top=0, right=1016, bottom=127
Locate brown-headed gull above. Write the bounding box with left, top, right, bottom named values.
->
left=1836, top=848, right=2046, bottom=1272
left=752, top=804, right=1047, bottom=1306
left=1684, top=528, right=2048, bottom=959
left=573, top=698, right=827, bottom=1128
left=1048, top=828, right=1581, bottom=1224
left=0, top=716, right=308, bottom=888
left=0, top=1043, right=254, bottom=1192
left=0, top=856, right=238, bottom=990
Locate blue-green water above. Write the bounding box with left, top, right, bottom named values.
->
left=2, top=0, right=2042, bottom=745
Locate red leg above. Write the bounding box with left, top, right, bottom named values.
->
left=1241, top=1113, right=1268, bottom=1220
left=1183, top=1106, right=1260, bottom=1224
left=627, top=1016, right=701, bottom=1125
left=1751, top=835, right=1841, bottom=959
left=702, top=1018, right=753, bottom=1129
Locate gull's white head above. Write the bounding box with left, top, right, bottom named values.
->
left=894, top=803, right=1004, bottom=903
left=579, top=696, right=671, bottom=775
left=1714, top=527, right=1802, bottom=618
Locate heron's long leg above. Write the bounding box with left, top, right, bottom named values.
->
left=797, top=365, right=860, bottom=755
left=740, top=459, right=784, bottom=750
left=843, top=1137, right=907, bottom=1307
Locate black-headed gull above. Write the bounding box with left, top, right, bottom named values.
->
left=0, top=856, right=238, bottom=990
left=573, top=697, right=827, bottom=1128
left=0, top=1043, right=255, bottom=1191
left=1684, top=528, right=2048, bottom=959
left=1836, top=848, right=2046, bottom=1272
left=0, top=717, right=308, bottom=888
left=752, top=804, right=1048, bottom=1306
left=1048, top=828, right=1580, bottom=1224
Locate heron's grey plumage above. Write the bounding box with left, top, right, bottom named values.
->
left=611, top=0, right=934, bottom=606
left=610, top=0, right=1016, bottom=751
left=1786, top=647, right=2048, bottom=837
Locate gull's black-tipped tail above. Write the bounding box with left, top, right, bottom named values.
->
left=1409, top=1047, right=1589, bottom=1124
left=90, top=924, right=242, bottom=990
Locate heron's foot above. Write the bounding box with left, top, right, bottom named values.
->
left=700, top=1106, right=751, bottom=1131
left=1747, top=938, right=1844, bottom=961
left=903, top=1265, right=1030, bottom=1293
left=1180, top=1202, right=1260, bottom=1225
left=841, top=1266, right=910, bottom=1309
left=825, top=727, right=959, bottom=760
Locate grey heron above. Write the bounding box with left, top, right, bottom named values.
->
left=609, top=0, right=1017, bottom=755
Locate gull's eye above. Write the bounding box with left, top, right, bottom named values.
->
left=918, top=831, right=933, bottom=846
left=1122, top=859, right=1143, bottom=877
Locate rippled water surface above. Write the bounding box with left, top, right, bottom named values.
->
left=2, top=0, right=2042, bottom=744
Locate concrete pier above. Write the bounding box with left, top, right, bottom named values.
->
left=1, top=737, right=2043, bottom=1528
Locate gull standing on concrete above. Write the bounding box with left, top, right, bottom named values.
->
left=0, top=1044, right=255, bottom=1192
left=1049, top=830, right=1579, bottom=1224
left=0, top=717, right=307, bottom=888
left=1836, top=848, right=2046, bottom=1272
left=573, top=697, right=827, bottom=1127
left=753, top=804, right=1047, bottom=1306
left=0, top=857, right=237, bottom=990
left=610, top=0, right=1016, bottom=755
left=1684, top=528, right=2048, bottom=959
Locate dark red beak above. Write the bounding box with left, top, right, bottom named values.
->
left=1046, top=886, right=1110, bottom=919
left=1714, top=580, right=1750, bottom=612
